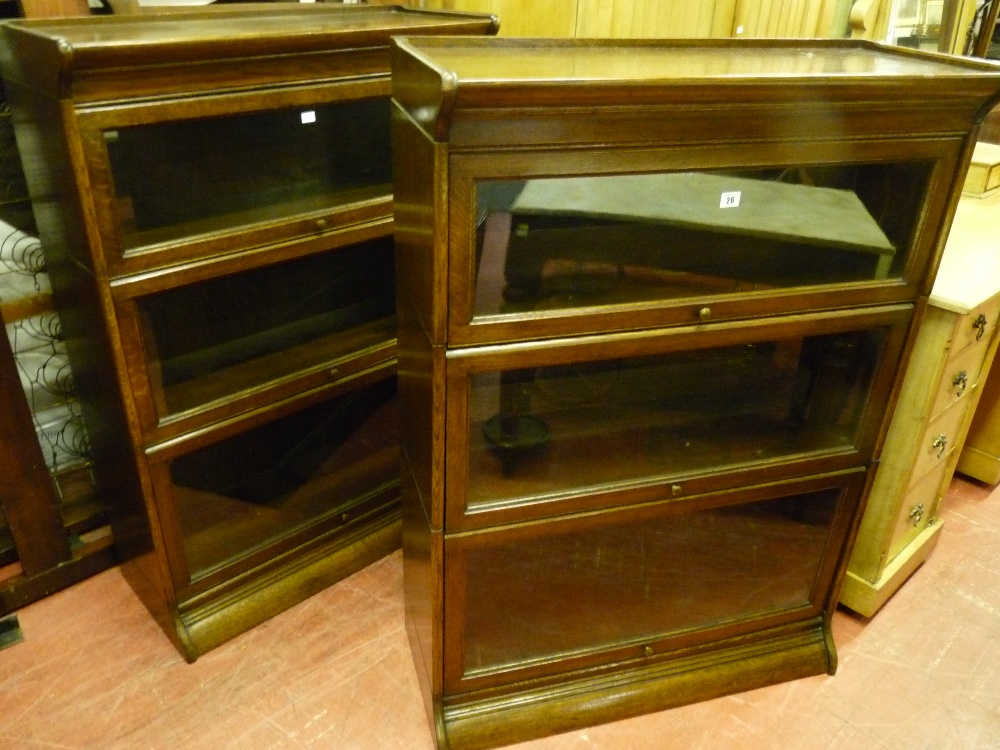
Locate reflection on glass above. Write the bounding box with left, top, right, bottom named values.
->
left=468, top=329, right=883, bottom=508
left=461, top=490, right=839, bottom=675
left=474, top=165, right=929, bottom=317
left=172, top=377, right=397, bottom=579
left=137, top=238, right=395, bottom=417
left=105, top=98, right=392, bottom=248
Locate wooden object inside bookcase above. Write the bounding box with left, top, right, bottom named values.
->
left=841, top=190, right=1000, bottom=617
left=391, top=36, right=1000, bottom=750
left=0, top=3, right=497, bottom=661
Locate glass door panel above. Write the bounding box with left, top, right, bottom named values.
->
left=467, top=328, right=885, bottom=511
left=473, top=163, right=931, bottom=319
left=135, top=237, right=395, bottom=419
left=105, top=98, right=392, bottom=249
left=452, top=486, right=842, bottom=682
left=171, top=376, right=397, bottom=581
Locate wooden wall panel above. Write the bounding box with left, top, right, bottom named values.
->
left=711, top=0, right=740, bottom=34
left=733, top=0, right=764, bottom=35
left=424, top=0, right=578, bottom=36
left=425, top=0, right=853, bottom=39
left=576, top=0, right=735, bottom=37
left=734, top=0, right=842, bottom=37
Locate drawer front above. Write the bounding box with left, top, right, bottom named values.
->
left=889, top=458, right=948, bottom=562
left=949, top=293, right=1000, bottom=359
left=445, top=306, right=911, bottom=531
left=929, top=338, right=991, bottom=420
left=908, top=401, right=968, bottom=488
left=442, top=470, right=864, bottom=694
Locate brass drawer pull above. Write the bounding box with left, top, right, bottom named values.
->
left=973, top=313, right=988, bottom=342
left=932, top=433, right=948, bottom=458
left=953, top=370, right=968, bottom=396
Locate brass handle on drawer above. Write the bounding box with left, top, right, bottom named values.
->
left=973, top=313, right=988, bottom=342
left=698, top=306, right=712, bottom=322
left=315, top=217, right=328, bottom=232
left=953, top=370, right=968, bottom=397
left=909, top=503, right=924, bottom=527
left=932, top=433, right=948, bottom=458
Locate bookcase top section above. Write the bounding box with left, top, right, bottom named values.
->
left=392, top=37, right=1000, bottom=143
left=395, top=36, right=1000, bottom=85
left=0, top=5, right=498, bottom=78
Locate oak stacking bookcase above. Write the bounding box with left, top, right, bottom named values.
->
left=390, top=36, right=1000, bottom=750
left=0, top=3, right=497, bottom=661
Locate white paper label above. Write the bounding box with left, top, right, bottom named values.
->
left=300, top=111, right=317, bottom=125
left=720, top=191, right=741, bottom=208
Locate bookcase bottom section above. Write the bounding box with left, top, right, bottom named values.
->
left=147, top=505, right=400, bottom=662
left=839, top=520, right=943, bottom=617
left=433, top=620, right=834, bottom=750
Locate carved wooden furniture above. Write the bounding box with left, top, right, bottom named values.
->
left=391, top=36, right=1000, bottom=749
left=0, top=3, right=497, bottom=661
left=842, top=190, right=1000, bottom=616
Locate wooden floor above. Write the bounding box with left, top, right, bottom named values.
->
left=3, top=475, right=1000, bottom=750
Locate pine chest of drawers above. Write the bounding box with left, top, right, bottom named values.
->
left=955, top=190, right=1000, bottom=487
left=842, top=190, right=1000, bottom=616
